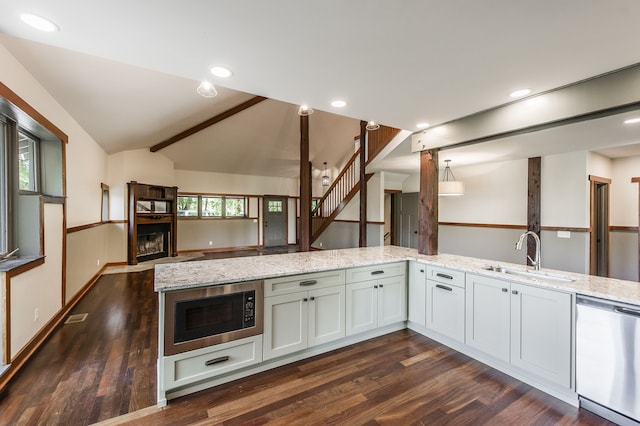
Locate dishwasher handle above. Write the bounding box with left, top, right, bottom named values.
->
left=614, top=306, right=640, bottom=318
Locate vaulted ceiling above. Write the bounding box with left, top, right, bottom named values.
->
left=1, top=1, right=640, bottom=178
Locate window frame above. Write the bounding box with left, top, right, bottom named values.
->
left=177, top=193, right=248, bottom=219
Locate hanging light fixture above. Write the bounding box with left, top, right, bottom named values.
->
left=322, top=162, right=330, bottom=186
left=298, top=104, right=314, bottom=116
left=439, top=160, right=464, bottom=196
left=196, top=81, right=218, bottom=98
left=365, top=120, right=380, bottom=131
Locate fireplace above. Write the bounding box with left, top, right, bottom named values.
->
left=137, top=224, right=170, bottom=262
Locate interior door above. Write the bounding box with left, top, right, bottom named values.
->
left=264, top=196, right=288, bottom=247
left=393, top=193, right=418, bottom=249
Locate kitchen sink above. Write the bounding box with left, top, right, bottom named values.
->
left=484, top=265, right=576, bottom=282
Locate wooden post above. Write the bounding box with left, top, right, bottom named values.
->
left=527, top=157, right=541, bottom=266
left=359, top=120, right=367, bottom=247
left=299, top=115, right=311, bottom=251
left=418, top=149, right=438, bottom=255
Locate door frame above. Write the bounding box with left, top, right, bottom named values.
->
left=589, top=175, right=611, bottom=276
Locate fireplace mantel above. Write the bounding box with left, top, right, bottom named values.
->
left=127, top=181, right=178, bottom=265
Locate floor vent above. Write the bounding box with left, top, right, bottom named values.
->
left=64, top=313, right=88, bottom=324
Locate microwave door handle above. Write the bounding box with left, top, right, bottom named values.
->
left=205, top=356, right=230, bottom=366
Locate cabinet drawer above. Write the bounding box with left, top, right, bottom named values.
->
left=265, top=269, right=345, bottom=297
left=426, top=266, right=465, bottom=288
left=346, top=262, right=406, bottom=284
left=164, top=335, right=262, bottom=389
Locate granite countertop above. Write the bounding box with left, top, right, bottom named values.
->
left=154, top=245, right=640, bottom=305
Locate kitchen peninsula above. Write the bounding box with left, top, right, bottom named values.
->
left=155, top=245, right=640, bottom=422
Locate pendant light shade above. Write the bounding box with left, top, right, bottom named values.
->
left=322, top=162, right=330, bottom=186
left=439, top=160, right=464, bottom=196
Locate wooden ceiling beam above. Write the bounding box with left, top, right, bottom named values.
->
left=149, top=95, right=267, bottom=152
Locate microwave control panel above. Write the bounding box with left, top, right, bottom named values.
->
left=243, top=291, right=256, bottom=327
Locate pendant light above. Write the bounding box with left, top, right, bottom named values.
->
left=322, top=162, right=330, bottom=186
left=439, top=160, right=464, bottom=196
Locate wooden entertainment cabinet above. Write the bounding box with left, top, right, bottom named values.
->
left=127, top=181, right=178, bottom=265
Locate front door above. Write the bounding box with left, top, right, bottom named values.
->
left=264, top=196, right=288, bottom=247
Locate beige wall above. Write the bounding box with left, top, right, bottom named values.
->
left=10, top=204, right=63, bottom=358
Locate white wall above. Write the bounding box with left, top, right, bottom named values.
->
left=440, top=159, right=527, bottom=225
left=542, top=151, right=589, bottom=228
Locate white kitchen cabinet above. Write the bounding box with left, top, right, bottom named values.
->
left=424, top=266, right=465, bottom=343
left=465, top=274, right=572, bottom=388
left=308, top=285, right=346, bottom=347
left=465, top=274, right=511, bottom=362
left=263, top=272, right=345, bottom=360
left=510, top=282, right=572, bottom=387
left=408, top=261, right=427, bottom=327
left=346, top=263, right=406, bottom=336
left=162, top=335, right=262, bottom=391
left=345, top=280, right=378, bottom=335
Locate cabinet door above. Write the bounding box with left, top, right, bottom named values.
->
left=377, top=275, right=407, bottom=327
left=510, top=283, right=572, bottom=388
left=426, top=280, right=465, bottom=343
left=263, top=293, right=308, bottom=360
left=346, top=281, right=377, bottom=336
left=308, top=285, right=345, bottom=347
left=408, top=262, right=427, bottom=327
left=465, top=274, right=511, bottom=362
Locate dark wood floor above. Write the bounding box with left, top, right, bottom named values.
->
left=0, top=255, right=614, bottom=425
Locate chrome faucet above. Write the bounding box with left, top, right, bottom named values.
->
left=515, top=231, right=541, bottom=271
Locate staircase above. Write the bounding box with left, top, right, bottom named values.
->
left=310, top=125, right=401, bottom=245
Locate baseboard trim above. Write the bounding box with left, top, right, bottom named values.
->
left=0, top=264, right=107, bottom=394
left=179, top=246, right=260, bottom=254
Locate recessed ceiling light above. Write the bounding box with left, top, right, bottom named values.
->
left=210, top=66, right=233, bottom=78
left=416, top=122, right=430, bottom=129
left=624, top=117, right=640, bottom=124
left=510, top=88, right=532, bottom=98
left=331, top=100, right=347, bottom=108
left=20, top=13, right=59, bottom=32
left=196, top=81, right=218, bottom=98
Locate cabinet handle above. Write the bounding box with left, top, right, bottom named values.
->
left=374, top=285, right=378, bottom=289
left=303, top=298, right=309, bottom=302
left=419, top=269, right=424, bottom=273
left=502, top=288, right=508, bottom=292
left=205, top=356, right=230, bottom=366
left=379, top=284, right=384, bottom=288
left=436, top=273, right=453, bottom=280
left=299, top=280, right=317, bottom=286
left=512, top=290, right=519, bottom=295
left=310, top=296, right=315, bottom=301
left=615, top=307, right=640, bottom=318
left=371, top=270, right=384, bottom=275
left=436, top=284, right=453, bottom=292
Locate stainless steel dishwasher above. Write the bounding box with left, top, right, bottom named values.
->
left=577, top=295, right=640, bottom=425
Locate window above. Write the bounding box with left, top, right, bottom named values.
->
left=267, top=200, right=283, bottom=213
left=225, top=197, right=246, bottom=217
left=18, top=131, right=39, bottom=193
left=177, top=196, right=199, bottom=217
left=201, top=196, right=223, bottom=217
left=178, top=194, right=247, bottom=218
